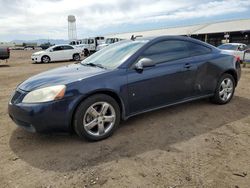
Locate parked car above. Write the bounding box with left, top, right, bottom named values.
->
left=24, top=46, right=34, bottom=50
left=96, top=38, right=122, bottom=51
left=70, top=37, right=105, bottom=56
left=9, top=36, right=241, bottom=141
left=31, top=44, right=82, bottom=63
left=0, top=47, right=10, bottom=60
left=217, top=43, right=248, bottom=62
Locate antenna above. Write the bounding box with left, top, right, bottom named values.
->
left=68, top=15, right=77, bottom=41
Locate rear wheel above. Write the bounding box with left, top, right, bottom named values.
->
left=73, top=54, right=81, bottom=61
left=84, top=49, right=89, bottom=57
left=210, top=74, right=235, bottom=104
left=74, top=94, right=120, bottom=141
left=41, top=55, right=50, bottom=63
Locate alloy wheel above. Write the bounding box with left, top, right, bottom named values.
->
left=219, top=78, right=233, bottom=102
left=83, top=102, right=116, bottom=137
left=42, top=56, right=50, bottom=63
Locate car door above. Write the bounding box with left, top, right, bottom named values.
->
left=186, top=42, right=215, bottom=96
left=234, top=45, right=245, bottom=60
left=62, top=45, right=75, bottom=60
left=50, top=46, right=65, bottom=61
left=126, top=40, right=197, bottom=115
left=88, top=39, right=95, bottom=51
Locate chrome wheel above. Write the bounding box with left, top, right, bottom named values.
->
left=42, top=56, right=50, bottom=63
left=83, top=102, right=116, bottom=137
left=74, top=54, right=80, bottom=61
left=219, top=78, right=233, bottom=102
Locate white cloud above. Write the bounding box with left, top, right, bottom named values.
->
left=0, top=0, right=249, bottom=40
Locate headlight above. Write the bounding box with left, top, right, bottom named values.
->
left=22, top=85, right=66, bottom=103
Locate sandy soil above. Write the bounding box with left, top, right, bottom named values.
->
left=0, top=50, right=250, bottom=188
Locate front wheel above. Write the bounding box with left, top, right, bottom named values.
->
left=73, top=94, right=120, bottom=141
left=41, top=55, right=50, bottom=63
left=210, top=74, right=235, bottom=104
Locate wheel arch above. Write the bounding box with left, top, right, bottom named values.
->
left=69, top=89, right=126, bottom=132
left=72, top=53, right=80, bottom=59
left=222, top=69, right=238, bottom=86
left=84, top=48, right=89, bottom=53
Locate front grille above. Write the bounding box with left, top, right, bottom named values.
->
left=11, top=90, right=24, bottom=104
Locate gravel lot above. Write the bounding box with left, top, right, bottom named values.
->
left=1, top=50, right=250, bottom=188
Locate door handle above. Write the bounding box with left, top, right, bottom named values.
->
left=184, top=63, right=192, bottom=69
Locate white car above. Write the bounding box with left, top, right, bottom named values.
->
left=96, top=38, right=122, bottom=51
left=71, top=37, right=105, bottom=56
left=218, top=43, right=248, bottom=61
left=31, top=44, right=82, bottom=63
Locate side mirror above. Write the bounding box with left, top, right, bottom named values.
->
left=49, top=49, right=53, bottom=52
left=135, top=58, right=155, bottom=71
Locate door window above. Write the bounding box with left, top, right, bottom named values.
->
left=142, top=40, right=190, bottom=64
left=63, top=45, right=74, bottom=50
left=186, top=42, right=212, bottom=56
left=52, top=46, right=63, bottom=51
left=88, top=39, right=94, bottom=44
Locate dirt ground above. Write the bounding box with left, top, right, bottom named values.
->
left=1, top=50, right=250, bottom=188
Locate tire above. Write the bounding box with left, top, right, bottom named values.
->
left=73, top=94, right=121, bottom=141
left=73, top=54, right=81, bottom=61
left=41, top=55, right=50, bottom=63
left=84, top=49, right=89, bottom=57
left=210, top=73, right=235, bottom=104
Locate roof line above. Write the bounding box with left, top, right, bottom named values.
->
left=106, top=18, right=250, bottom=36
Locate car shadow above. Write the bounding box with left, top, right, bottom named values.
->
left=0, top=64, right=10, bottom=68
left=9, top=96, right=250, bottom=172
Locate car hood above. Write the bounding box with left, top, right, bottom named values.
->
left=18, top=63, right=107, bottom=91
left=32, top=51, right=46, bottom=55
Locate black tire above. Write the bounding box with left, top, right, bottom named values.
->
left=210, top=73, right=235, bottom=104
left=84, top=49, right=89, bottom=57
left=74, top=94, right=121, bottom=141
left=41, top=55, right=50, bottom=63
left=73, top=53, right=81, bottom=61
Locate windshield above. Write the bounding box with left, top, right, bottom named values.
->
left=106, top=38, right=114, bottom=44
left=218, top=44, right=238, bottom=50
left=46, top=46, right=54, bottom=51
left=81, top=40, right=148, bottom=69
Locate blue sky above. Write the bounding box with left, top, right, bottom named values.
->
left=0, top=0, right=250, bottom=41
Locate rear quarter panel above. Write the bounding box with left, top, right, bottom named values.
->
left=194, top=52, right=238, bottom=96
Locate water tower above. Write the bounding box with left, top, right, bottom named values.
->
left=68, top=15, right=77, bottom=40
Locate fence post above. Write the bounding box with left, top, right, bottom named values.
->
left=243, top=51, right=246, bottom=68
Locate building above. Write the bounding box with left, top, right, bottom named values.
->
left=106, top=19, right=250, bottom=46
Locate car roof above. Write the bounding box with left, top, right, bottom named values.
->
left=53, top=44, right=74, bottom=47
left=135, top=35, right=218, bottom=50
left=221, top=43, right=246, bottom=46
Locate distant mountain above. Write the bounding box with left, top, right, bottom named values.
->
left=11, top=39, right=69, bottom=45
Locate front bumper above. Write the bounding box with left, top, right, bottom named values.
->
left=31, top=56, right=41, bottom=63
left=8, top=89, right=78, bottom=133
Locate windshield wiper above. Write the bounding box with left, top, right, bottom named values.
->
left=83, top=62, right=106, bottom=69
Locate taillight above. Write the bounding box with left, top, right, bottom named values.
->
left=7, top=47, right=10, bottom=54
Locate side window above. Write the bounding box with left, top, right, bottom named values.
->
left=187, top=42, right=212, bottom=56
left=89, top=39, right=94, bottom=44
left=63, top=45, right=74, bottom=50
left=239, top=45, right=247, bottom=51
left=53, top=46, right=63, bottom=51
left=142, top=40, right=190, bottom=64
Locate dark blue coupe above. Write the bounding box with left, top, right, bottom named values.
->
left=8, top=36, right=241, bottom=141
